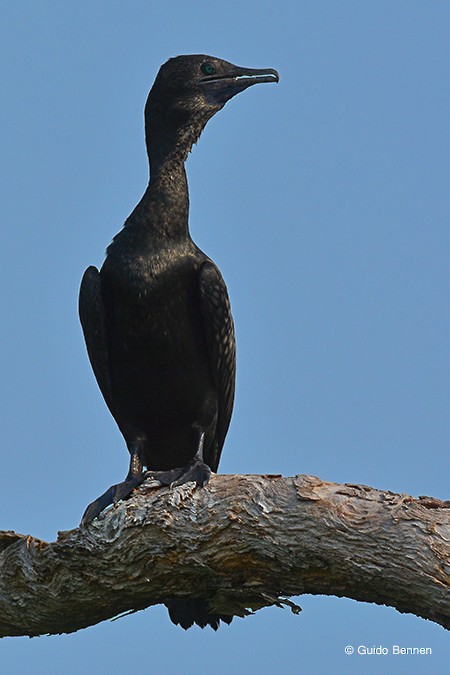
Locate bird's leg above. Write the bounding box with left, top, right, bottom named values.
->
left=148, top=429, right=211, bottom=488
left=81, top=444, right=145, bottom=525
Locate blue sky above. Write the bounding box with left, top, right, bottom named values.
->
left=1, top=2, right=449, bottom=673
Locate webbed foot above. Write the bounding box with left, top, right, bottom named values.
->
left=81, top=485, right=116, bottom=525
left=81, top=475, right=144, bottom=525
left=149, top=457, right=211, bottom=488
left=148, top=428, right=211, bottom=488
left=81, top=444, right=146, bottom=525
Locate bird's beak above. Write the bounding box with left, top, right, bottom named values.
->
left=199, top=65, right=279, bottom=105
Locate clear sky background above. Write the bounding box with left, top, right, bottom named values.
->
left=1, top=2, right=449, bottom=673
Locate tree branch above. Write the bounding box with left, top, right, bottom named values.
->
left=1, top=474, right=449, bottom=637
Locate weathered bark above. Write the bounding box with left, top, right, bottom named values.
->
left=0, top=474, right=449, bottom=637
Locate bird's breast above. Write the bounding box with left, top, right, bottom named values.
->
left=101, top=244, right=215, bottom=428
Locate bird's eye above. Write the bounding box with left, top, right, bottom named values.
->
left=201, top=62, right=216, bottom=76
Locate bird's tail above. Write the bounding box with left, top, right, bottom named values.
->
left=165, top=599, right=233, bottom=631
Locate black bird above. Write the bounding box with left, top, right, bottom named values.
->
left=79, top=54, right=279, bottom=628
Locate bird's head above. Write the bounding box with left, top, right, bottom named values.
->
left=145, top=54, right=279, bottom=163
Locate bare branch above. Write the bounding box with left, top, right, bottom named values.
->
left=0, top=474, right=449, bottom=637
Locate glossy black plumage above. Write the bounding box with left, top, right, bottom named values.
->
left=79, top=54, right=278, bottom=628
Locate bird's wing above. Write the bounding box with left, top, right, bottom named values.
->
left=78, top=266, right=115, bottom=415
left=199, top=261, right=236, bottom=472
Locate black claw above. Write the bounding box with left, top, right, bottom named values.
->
left=149, top=458, right=211, bottom=488
left=113, top=475, right=143, bottom=503
left=81, top=476, right=144, bottom=525
left=172, top=460, right=211, bottom=487
left=81, top=485, right=116, bottom=524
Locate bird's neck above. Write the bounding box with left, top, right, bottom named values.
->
left=149, top=154, right=190, bottom=233
left=126, top=138, right=192, bottom=240
left=125, top=111, right=209, bottom=239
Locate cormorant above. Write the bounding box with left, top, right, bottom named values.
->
left=79, top=54, right=279, bottom=629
